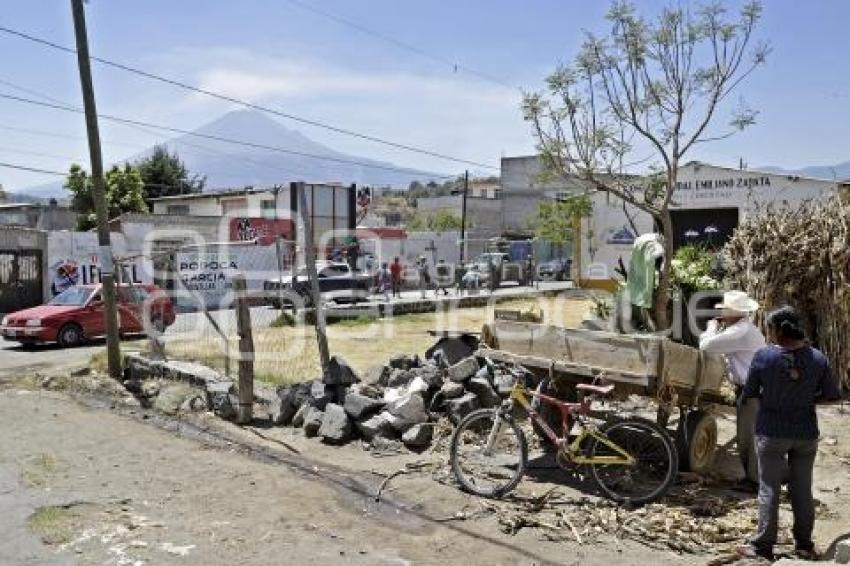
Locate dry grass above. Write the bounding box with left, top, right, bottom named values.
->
left=21, top=453, right=60, bottom=488
left=28, top=505, right=80, bottom=545
left=163, top=295, right=592, bottom=386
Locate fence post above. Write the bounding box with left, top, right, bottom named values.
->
left=296, top=182, right=331, bottom=376
left=233, top=274, right=254, bottom=424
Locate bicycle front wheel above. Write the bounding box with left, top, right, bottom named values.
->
left=449, top=408, right=527, bottom=498
left=588, top=417, right=678, bottom=505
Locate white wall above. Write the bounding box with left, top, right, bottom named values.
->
left=46, top=231, right=153, bottom=299
left=578, top=163, right=838, bottom=282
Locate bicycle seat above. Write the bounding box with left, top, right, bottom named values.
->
left=576, top=383, right=614, bottom=395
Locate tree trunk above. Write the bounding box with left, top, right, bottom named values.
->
left=651, top=167, right=677, bottom=331
left=652, top=209, right=674, bottom=331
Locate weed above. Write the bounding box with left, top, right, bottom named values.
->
left=28, top=505, right=79, bottom=545
left=21, top=453, right=60, bottom=488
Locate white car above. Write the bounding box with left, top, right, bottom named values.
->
left=263, top=262, right=371, bottom=308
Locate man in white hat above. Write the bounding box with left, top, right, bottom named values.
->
left=700, top=290, right=766, bottom=486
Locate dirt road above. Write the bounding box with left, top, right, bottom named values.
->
left=1, top=388, right=674, bottom=565
left=2, top=366, right=848, bottom=565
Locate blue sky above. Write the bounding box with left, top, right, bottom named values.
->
left=1, top=0, right=849, bottom=191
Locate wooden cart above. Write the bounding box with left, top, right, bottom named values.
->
left=480, top=320, right=732, bottom=473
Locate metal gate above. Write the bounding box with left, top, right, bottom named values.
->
left=0, top=249, right=43, bottom=313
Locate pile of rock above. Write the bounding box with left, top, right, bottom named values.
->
left=269, top=349, right=513, bottom=450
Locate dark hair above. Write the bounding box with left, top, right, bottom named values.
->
left=766, top=305, right=806, bottom=340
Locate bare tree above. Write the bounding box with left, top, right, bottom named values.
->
left=523, top=0, right=768, bottom=328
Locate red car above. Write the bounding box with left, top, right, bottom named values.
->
left=0, top=283, right=176, bottom=347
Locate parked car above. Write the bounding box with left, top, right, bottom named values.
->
left=463, top=252, right=525, bottom=288
left=537, top=258, right=572, bottom=282
left=0, top=283, right=176, bottom=347
left=263, top=261, right=371, bottom=308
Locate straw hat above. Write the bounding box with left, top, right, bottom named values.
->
left=714, top=290, right=759, bottom=313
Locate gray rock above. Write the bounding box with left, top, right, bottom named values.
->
left=356, top=413, right=396, bottom=441
left=318, top=403, right=352, bottom=444
left=324, top=356, right=359, bottom=386
left=401, top=423, right=433, bottom=448
left=415, top=365, right=443, bottom=388
left=271, top=386, right=299, bottom=425
left=440, top=381, right=465, bottom=399
left=302, top=406, right=324, bottom=437
left=291, top=404, right=307, bottom=428
left=327, top=384, right=349, bottom=405
left=380, top=410, right=413, bottom=432
left=363, top=365, right=390, bottom=386
left=493, top=373, right=515, bottom=396
left=308, top=380, right=332, bottom=410
left=580, top=316, right=607, bottom=331
left=213, top=393, right=239, bottom=421
left=368, top=436, right=404, bottom=453
left=344, top=393, right=385, bottom=420
left=388, top=354, right=419, bottom=370
left=447, top=357, right=479, bottom=383
left=252, top=385, right=278, bottom=406
left=386, top=393, right=428, bottom=426
left=386, top=368, right=414, bottom=388
left=291, top=381, right=314, bottom=408
left=445, top=392, right=480, bottom=423
left=349, top=382, right=382, bottom=399
left=836, top=539, right=850, bottom=564
left=474, top=365, right=492, bottom=383
left=425, top=336, right=477, bottom=366
left=772, top=560, right=817, bottom=566
left=181, top=394, right=207, bottom=412
left=205, top=380, right=234, bottom=406
left=141, top=380, right=162, bottom=398
left=466, top=376, right=501, bottom=408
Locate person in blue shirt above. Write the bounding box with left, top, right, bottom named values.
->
left=738, top=306, right=842, bottom=561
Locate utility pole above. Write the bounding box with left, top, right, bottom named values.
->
left=71, top=0, right=122, bottom=379
left=459, top=170, right=469, bottom=263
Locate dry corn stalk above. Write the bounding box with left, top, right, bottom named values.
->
left=722, top=197, right=850, bottom=388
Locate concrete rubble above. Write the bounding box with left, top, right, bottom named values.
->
left=121, top=335, right=516, bottom=452
left=262, top=337, right=515, bottom=449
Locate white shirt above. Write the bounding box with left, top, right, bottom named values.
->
left=699, top=318, right=766, bottom=386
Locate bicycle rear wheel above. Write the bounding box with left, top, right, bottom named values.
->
left=449, top=408, right=527, bottom=498
left=588, top=417, right=677, bottom=505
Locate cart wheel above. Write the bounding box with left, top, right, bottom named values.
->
left=676, top=410, right=718, bottom=474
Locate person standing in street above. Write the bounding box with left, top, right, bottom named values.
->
left=525, top=251, right=536, bottom=289
left=347, top=238, right=360, bottom=272
left=435, top=258, right=452, bottom=296
left=417, top=256, right=430, bottom=299
left=738, top=306, right=841, bottom=561
left=699, top=290, right=766, bottom=487
left=390, top=257, right=403, bottom=298
left=376, top=262, right=392, bottom=301
left=487, top=257, right=497, bottom=293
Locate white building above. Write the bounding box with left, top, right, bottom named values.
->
left=578, top=161, right=847, bottom=289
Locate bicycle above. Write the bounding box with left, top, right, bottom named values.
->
left=449, top=369, right=678, bottom=505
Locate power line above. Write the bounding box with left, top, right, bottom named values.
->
left=0, top=78, right=304, bottom=181
left=0, top=123, right=142, bottom=149
left=0, top=24, right=499, bottom=171
left=280, top=0, right=517, bottom=90
left=0, top=160, right=66, bottom=176
left=0, top=145, right=85, bottom=162
left=0, top=91, right=459, bottom=180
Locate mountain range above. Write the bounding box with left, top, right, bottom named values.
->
left=19, top=110, right=443, bottom=199
left=757, top=162, right=850, bottom=180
